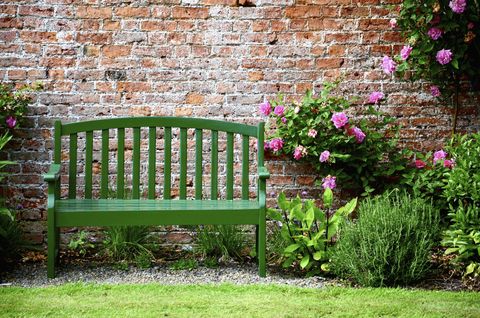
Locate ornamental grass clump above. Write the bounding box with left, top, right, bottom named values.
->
left=331, top=190, right=439, bottom=287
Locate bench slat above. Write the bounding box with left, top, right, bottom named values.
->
left=242, top=135, right=249, bottom=200
left=85, top=131, right=93, bottom=199
left=56, top=199, right=260, bottom=226
left=117, top=128, right=125, bottom=199
left=101, top=129, right=109, bottom=199
left=68, top=133, right=77, bottom=199
left=211, top=130, right=218, bottom=200
left=132, top=127, right=141, bottom=199
left=148, top=127, right=156, bottom=199
left=195, top=129, right=203, bottom=200
left=179, top=127, right=187, bottom=199
left=164, top=127, right=172, bottom=199
left=226, top=132, right=234, bottom=200
left=61, top=117, right=258, bottom=137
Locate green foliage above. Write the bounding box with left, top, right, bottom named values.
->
left=264, top=80, right=407, bottom=194
left=266, top=224, right=290, bottom=266
left=268, top=189, right=357, bottom=276
left=400, top=151, right=451, bottom=218
left=202, top=256, right=219, bottom=269
left=0, top=208, right=25, bottom=265
left=103, top=226, right=155, bottom=267
left=0, top=82, right=41, bottom=132
left=169, top=258, right=198, bottom=271
left=195, top=225, right=247, bottom=261
left=444, top=133, right=480, bottom=211
left=442, top=205, right=480, bottom=279
left=332, top=190, right=439, bottom=287
left=395, top=0, right=480, bottom=94
left=68, top=230, right=94, bottom=256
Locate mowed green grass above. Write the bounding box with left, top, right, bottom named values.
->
left=1, top=283, right=479, bottom=318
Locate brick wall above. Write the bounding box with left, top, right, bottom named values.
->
left=1, top=0, right=479, bottom=245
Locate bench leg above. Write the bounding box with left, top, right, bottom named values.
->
left=255, top=225, right=259, bottom=258
left=258, top=218, right=266, bottom=277
left=47, top=226, right=58, bottom=279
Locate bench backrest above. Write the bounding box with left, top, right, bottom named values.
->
left=54, top=117, right=265, bottom=200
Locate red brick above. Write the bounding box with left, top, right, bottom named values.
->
left=20, top=31, right=57, bottom=43
left=285, top=6, right=322, bottom=18
left=115, top=7, right=150, bottom=18
left=76, top=6, right=112, bottom=19
left=172, top=7, right=209, bottom=19
left=315, top=58, right=344, bottom=68
left=18, top=5, right=54, bottom=17
left=0, top=18, right=22, bottom=28
left=102, top=45, right=131, bottom=58
left=117, top=81, right=152, bottom=92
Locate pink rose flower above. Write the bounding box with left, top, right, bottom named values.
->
left=444, top=159, right=455, bottom=169
left=449, top=0, right=467, bottom=13
left=415, top=159, right=426, bottom=169
left=331, top=112, right=348, bottom=129
left=319, top=150, right=330, bottom=163
left=259, top=101, right=271, bottom=116
left=264, top=141, right=270, bottom=151
left=281, top=117, right=287, bottom=124
left=308, top=129, right=317, bottom=138
left=274, top=105, right=285, bottom=117
left=433, top=150, right=447, bottom=164
left=382, top=56, right=397, bottom=74
left=5, top=116, right=16, bottom=129
left=322, top=175, right=336, bottom=190
left=400, top=45, right=413, bottom=60
left=352, top=127, right=366, bottom=143
left=428, top=27, right=443, bottom=40
left=269, top=138, right=284, bottom=152
left=436, top=49, right=453, bottom=65
left=368, top=91, right=384, bottom=104
left=293, top=145, right=307, bottom=160
left=389, top=18, right=397, bottom=28
left=430, top=85, right=441, bottom=97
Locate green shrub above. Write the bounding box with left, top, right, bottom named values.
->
left=169, top=258, right=198, bottom=271
left=268, top=189, right=357, bottom=276
left=442, top=205, right=480, bottom=279
left=0, top=208, right=25, bottom=266
left=103, top=226, right=155, bottom=267
left=195, top=225, right=247, bottom=262
left=263, top=79, right=407, bottom=195
left=68, top=230, right=94, bottom=256
left=331, top=191, right=439, bottom=287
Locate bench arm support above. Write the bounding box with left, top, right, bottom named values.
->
left=258, top=166, right=270, bottom=180
left=44, top=164, right=61, bottom=182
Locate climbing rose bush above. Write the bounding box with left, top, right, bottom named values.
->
left=389, top=0, right=480, bottom=97
left=261, top=80, right=408, bottom=195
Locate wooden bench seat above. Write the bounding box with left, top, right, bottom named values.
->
left=44, top=117, right=269, bottom=278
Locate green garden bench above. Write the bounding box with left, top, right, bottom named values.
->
left=43, top=117, right=269, bottom=278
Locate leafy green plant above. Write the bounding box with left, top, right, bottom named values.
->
left=103, top=226, right=155, bottom=265
left=332, top=190, right=439, bottom=287
left=195, top=225, right=247, bottom=261
left=68, top=230, right=94, bottom=256
left=268, top=189, right=357, bottom=276
left=262, top=79, right=407, bottom=195
left=442, top=205, right=480, bottom=279
left=169, top=258, right=198, bottom=271
left=443, top=133, right=480, bottom=212
left=0, top=208, right=25, bottom=266
left=202, top=256, right=219, bottom=269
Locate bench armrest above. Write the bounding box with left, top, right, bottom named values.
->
left=44, top=164, right=61, bottom=182
left=258, top=166, right=270, bottom=179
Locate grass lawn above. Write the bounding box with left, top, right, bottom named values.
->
left=1, top=283, right=479, bottom=318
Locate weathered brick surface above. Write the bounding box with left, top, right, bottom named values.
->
left=1, top=0, right=479, bottom=246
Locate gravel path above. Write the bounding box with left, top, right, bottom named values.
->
left=1, top=263, right=333, bottom=288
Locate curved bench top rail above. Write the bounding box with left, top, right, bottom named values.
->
left=59, top=117, right=259, bottom=137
